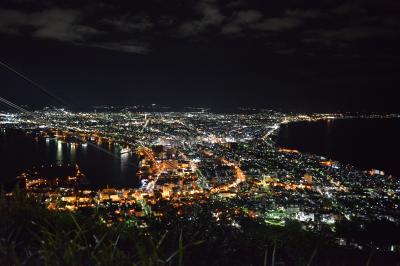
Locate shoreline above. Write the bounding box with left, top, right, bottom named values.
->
left=275, top=117, right=400, bottom=178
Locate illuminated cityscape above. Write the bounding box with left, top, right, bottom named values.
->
left=1, top=110, right=399, bottom=238
left=1, top=0, right=400, bottom=264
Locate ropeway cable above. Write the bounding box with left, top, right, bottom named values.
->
left=0, top=96, right=32, bottom=114
left=0, top=60, right=138, bottom=167
left=0, top=95, right=138, bottom=167
left=0, top=59, right=69, bottom=107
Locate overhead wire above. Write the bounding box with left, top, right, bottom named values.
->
left=0, top=96, right=32, bottom=114
left=0, top=59, right=69, bottom=107
left=0, top=59, right=138, bottom=167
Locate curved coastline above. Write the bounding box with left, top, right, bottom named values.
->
left=275, top=117, right=400, bottom=177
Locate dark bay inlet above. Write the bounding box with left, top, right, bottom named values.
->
left=277, top=118, right=400, bottom=177
left=0, top=128, right=139, bottom=188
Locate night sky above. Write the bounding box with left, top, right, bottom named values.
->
left=1, top=0, right=400, bottom=112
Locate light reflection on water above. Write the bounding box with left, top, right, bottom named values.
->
left=0, top=129, right=139, bottom=188
left=57, top=141, right=63, bottom=161
left=120, top=153, right=130, bottom=172
left=70, top=143, right=76, bottom=163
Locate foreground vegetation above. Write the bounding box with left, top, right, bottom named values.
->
left=1, top=188, right=399, bottom=265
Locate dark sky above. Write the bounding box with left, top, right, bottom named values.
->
left=1, top=0, right=400, bottom=112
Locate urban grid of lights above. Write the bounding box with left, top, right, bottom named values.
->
left=1, top=109, right=400, bottom=250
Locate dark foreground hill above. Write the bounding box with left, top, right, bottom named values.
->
left=1, top=188, right=399, bottom=266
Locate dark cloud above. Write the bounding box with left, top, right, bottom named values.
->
left=222, top=10, right=262, bottom=34
left=103, top=15, right=152, bottom=32
left=251, top=17, right=303, bottom=31
left=232, top=10, right=263, bottom=24
left=310, top=26, right=394, bottom=42
left=226, top=0, right=245, bottom=9
left=87, top=41, right=150, bottom=54
left=332, top=1, right=367, bottom=16
left=30, top=9, right=102, bottom=42
left=0, top=8, right=27, bottom=34
left=0, top=8, right=102, bottom=42
left=1, top=0, right=400, bottom=56
left=285, top=8, right=327, bottom=19
left=0, top=8, right=149, bottom=53
left=179, top=2, right=225, bottom=36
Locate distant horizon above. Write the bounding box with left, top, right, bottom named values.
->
left=2, top=104, right=400, bottom=115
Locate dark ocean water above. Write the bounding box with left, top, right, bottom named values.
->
left=277, top=118, right=400, bottom=177
left=0, top=128, right=139, bottom=188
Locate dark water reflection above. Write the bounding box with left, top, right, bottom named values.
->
left=0, top=128, right=139, bottom=188
left=277, top=118, right=400, bottom=177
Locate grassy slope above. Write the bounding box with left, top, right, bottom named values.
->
left=0, top=189, right=399, bottom=265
